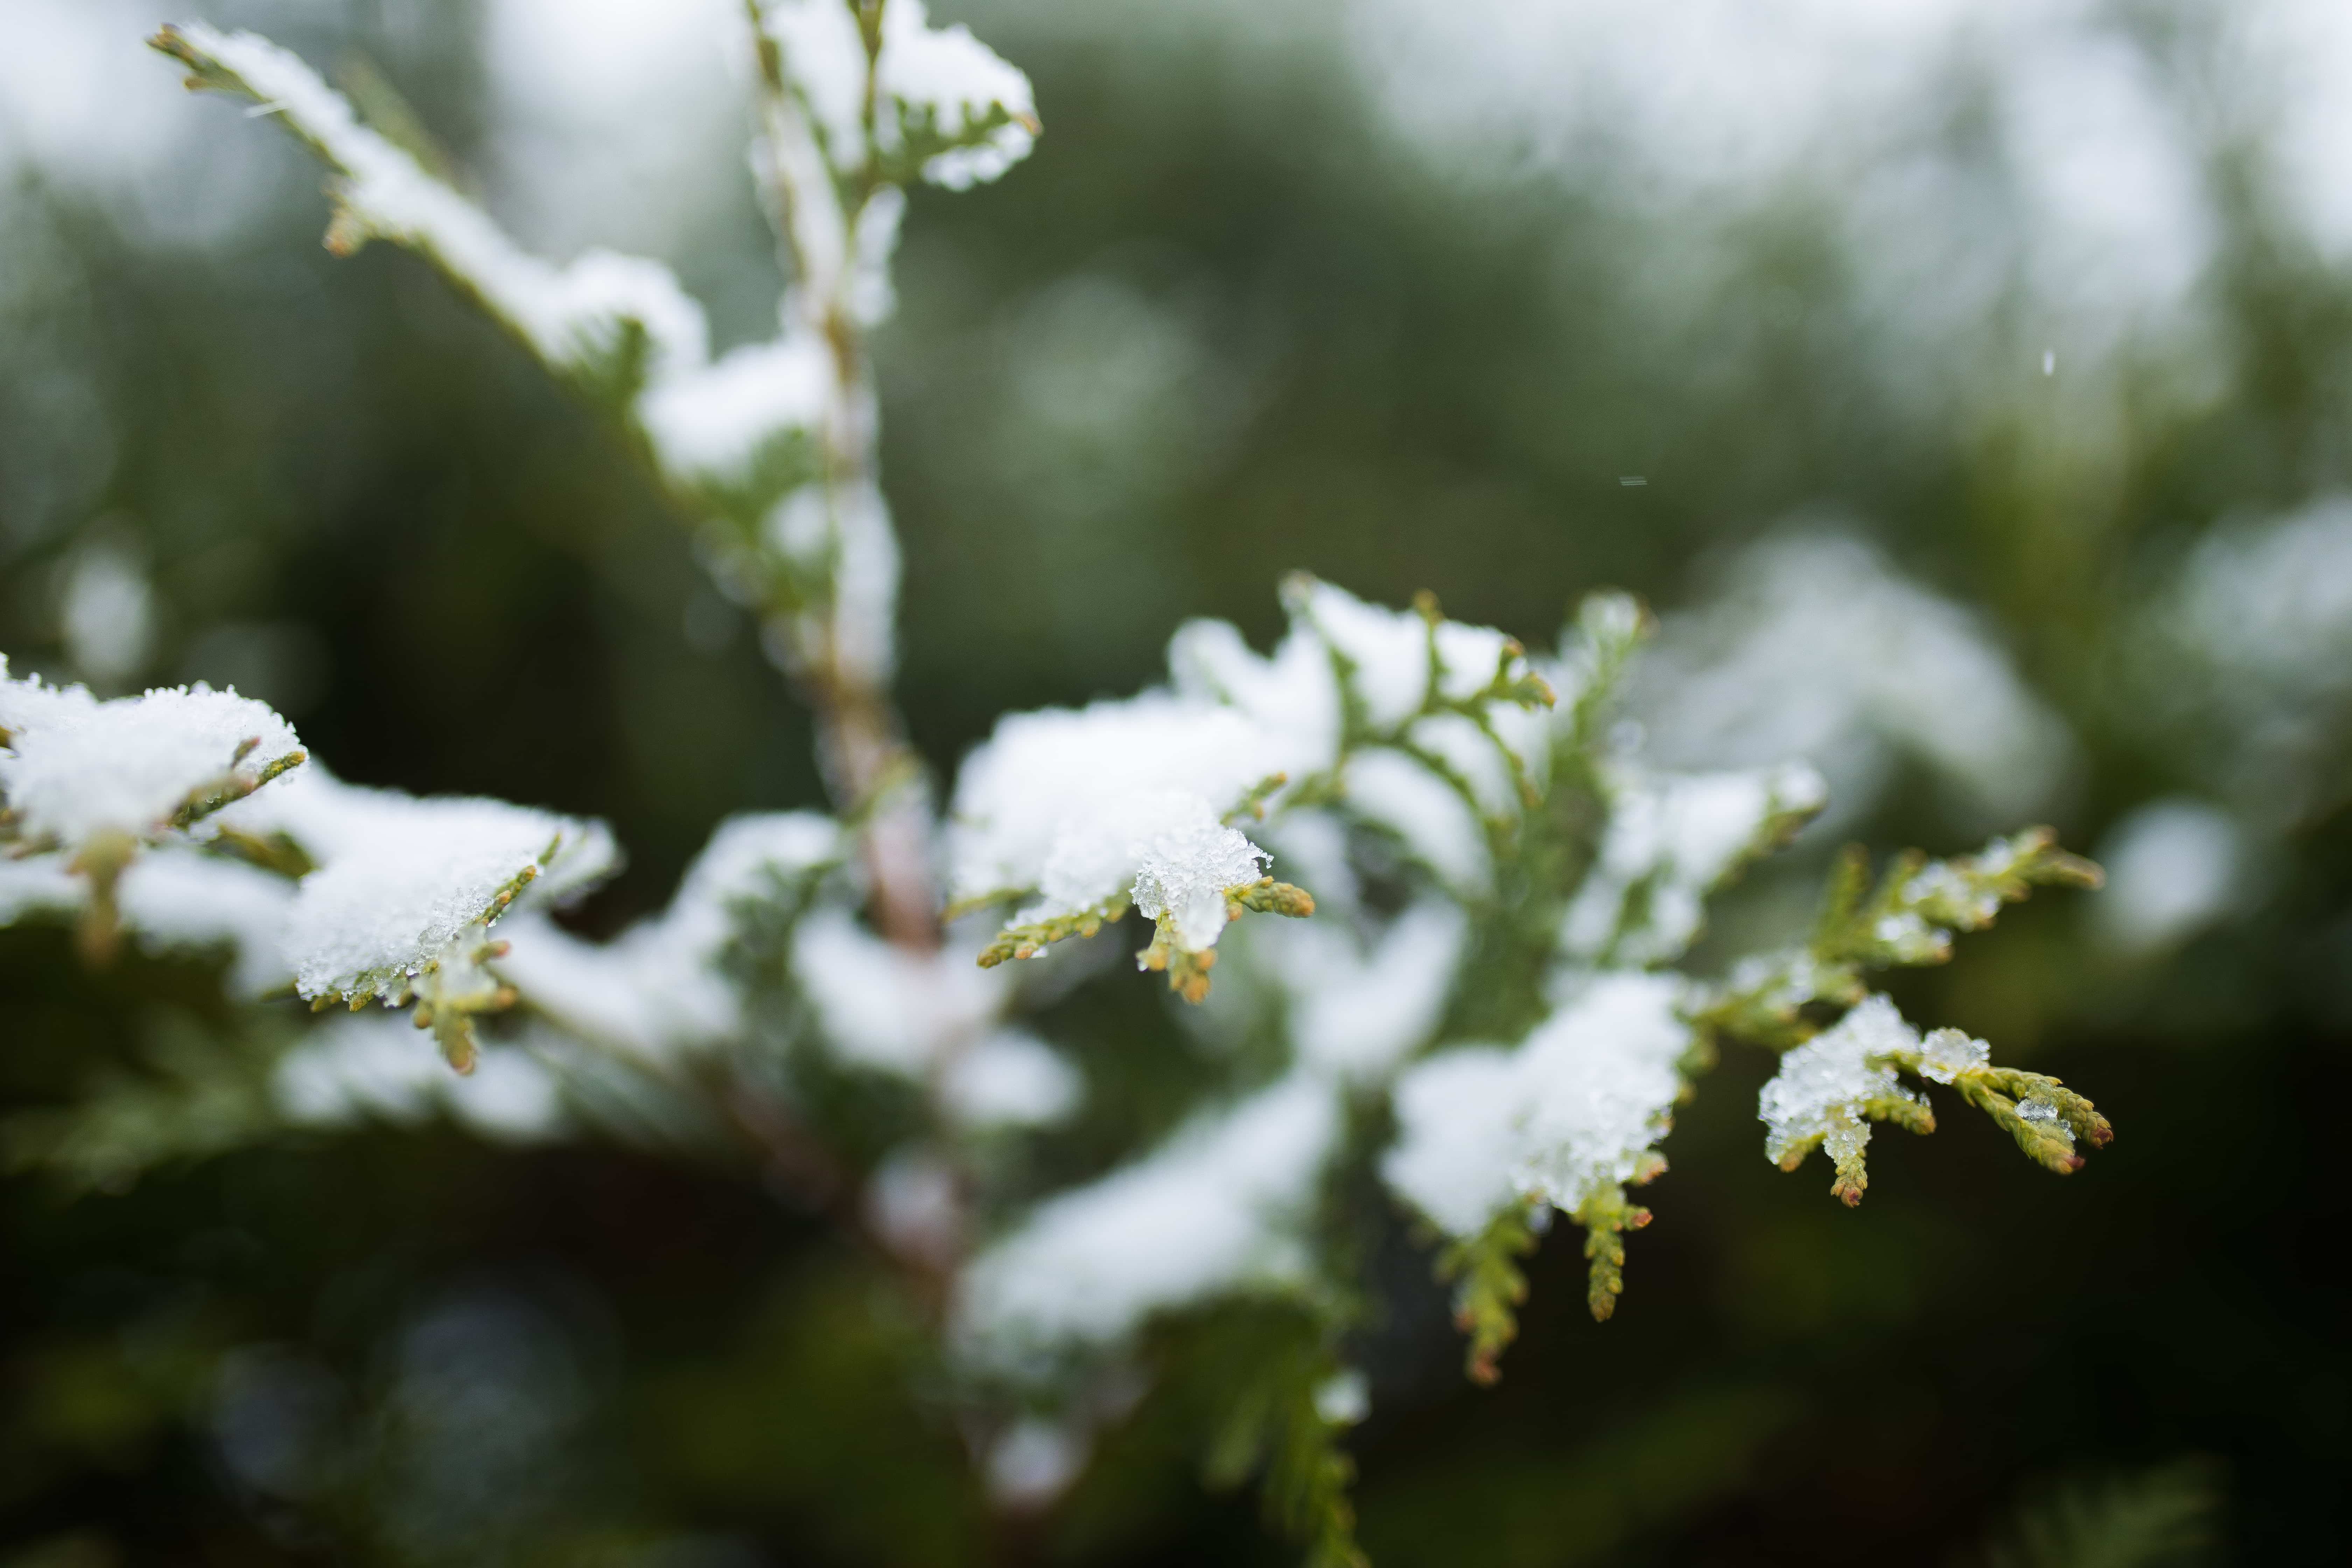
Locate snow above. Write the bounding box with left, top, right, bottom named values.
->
left=1381, top=1043, right=1522, bottom=1236
left=1509, top=972, right=1691, bottom=1212
left=1167, top=616, right=1343, bottom=782
left=956, top=1072, right=1338, bottom=1366
left=875, top=0, right=1038, bottom=188
left=1273, top=898, right=1466, bottom=1082
left=760, top=0, right=1038, bottom=188
left=2092, top=798, right=2247, bottom=956
left=1342, top=747, right=1490, bottom=894
left=795, top=906, right=1008, bottom=1075
left=1756, top=994, right=1921, bottom=1168
left=274, top=1012, right=564, bottom=1141
left=177, top=29, right=701, bottom=373
left=1561, top=763, right=1825, bottom=965
left=1383, top=972, right=1690, bottom=1237
left=0, top=853, right=80, bottom=924
left=635, top=328, right=831, bottom=481
left=209, top=768, right=616, bottom=1004
left=0, top=667, right=302, bottom=849
left=948, top=694, right=1283, bottom=941
left=1294, top=579, right=1430, bottom=730
left=167, top=25, right=839, bottom=495
left=1128, top=801, right=1269, bottom=950
left=1633, top=533, right=2070, bottom=830
left=942, top=1029, right=1082, bottom=1129
left=1407, top=711, right=1519, bottom=819
left=496, top=811, right=844, bottom=1057
left=115, top=848, right=296, bottom=996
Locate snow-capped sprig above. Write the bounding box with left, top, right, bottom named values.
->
left=207, top=769, right=617, bottom=1072
left=1755, top=995, right=1936, bottom=1204
left=756, top=0, right=1040, bottom=196
left=1690, top=827, right=2105, bottom=1051
left=1382, top=971, right=1688, bottom=1367
left=1877, top=1023, right=2113, bottom=1177
left=148, top=26, right=830, bottom=516
left=0, top=658, right=306, bottom=960
left=950, top=701, right=1315, bottom=998
left=1756, top=996, right=2112, bottom=1204
left=148, top=19, right=967, bottom=948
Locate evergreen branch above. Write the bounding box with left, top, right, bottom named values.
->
left=1198, top=1311, right=1369, bottom=1568
left=975, top=897, right=1128, bottom=966
left=1692, top=828, right=2104, bottom=1053
left=149, top=20, right=940, bottom=951
left=1979, top=1458, right=2225, bottom=1568
left=1574, top=1180, right=1655, bottom=1322
left=1437, top=1203, right=1541, bottom=1384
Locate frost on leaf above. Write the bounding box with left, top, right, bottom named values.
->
left=954, top=1074, right=1337, bottom=1375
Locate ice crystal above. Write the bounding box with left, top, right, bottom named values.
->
left=1129, top=805, right=1269, bottom=951
left=1916, top=1026, right=1990, bottom=1084
left=1756, top=994, right=1919, bottom=1167
left=2017, top=1094, right=2073, bottom=1152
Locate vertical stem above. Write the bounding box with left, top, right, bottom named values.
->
left=744, top=0, right=938, bottom=951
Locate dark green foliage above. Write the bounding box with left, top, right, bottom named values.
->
left=1979, top=1460, right=2227, bottom=1568
left=1435, top=1204, right=1540, bottom=1385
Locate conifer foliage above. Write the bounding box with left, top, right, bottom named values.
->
left=0, top=8, right=2114, bottom=1561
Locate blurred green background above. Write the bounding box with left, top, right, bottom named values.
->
left=3, top=0, right=2347, bottom=1562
